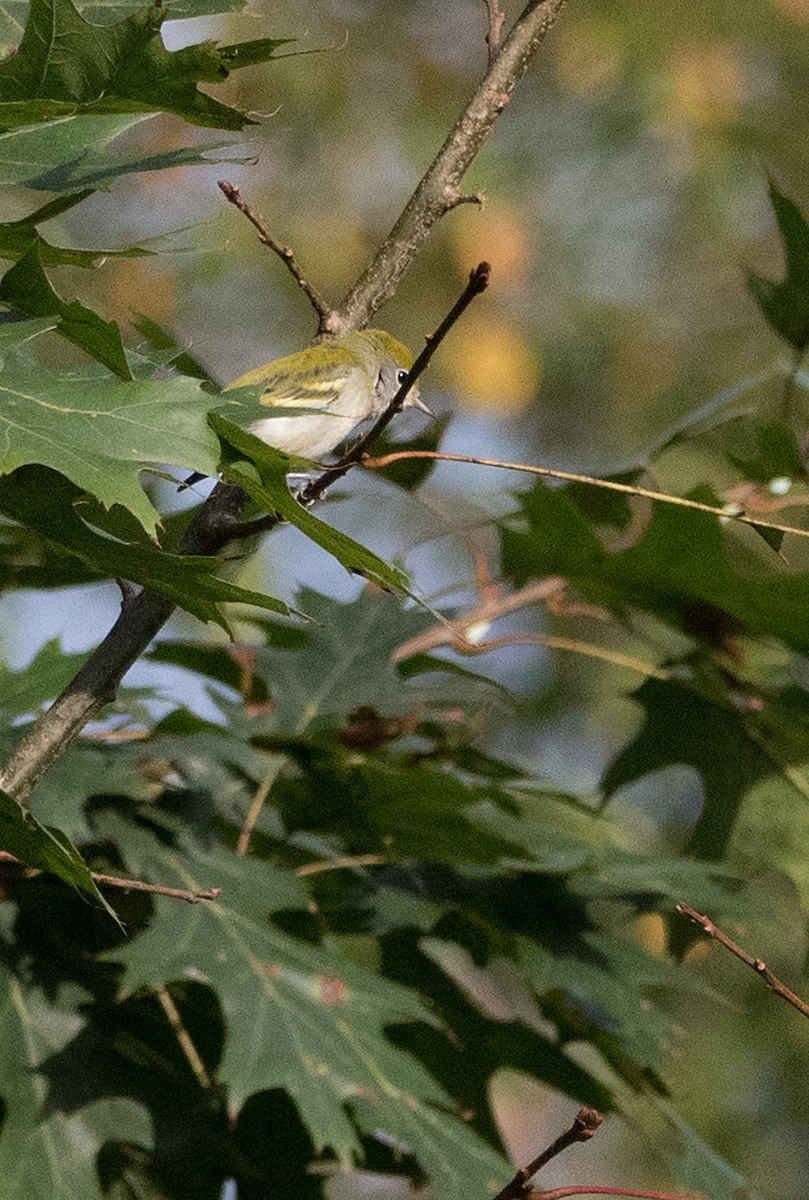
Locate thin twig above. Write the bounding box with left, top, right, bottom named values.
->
left=391, top=578, right=600, bottom=661
left=361, top=450, right=809, bottom=543
left=531, top=1189, right=704, bottom=1200
left=300, top=262, right=490, bottom=505
left=210, top=261, right=491, bottom=548
left=494, top=1108, right=604, bottom=1200
left=0, top=851, right=221, bottom=904
left=296, top=854, right=388, bottom=877
left=155, top=984, right=214, bottom=1089
left=218, top=181, right=338, bottom=334
left=92, top=871, right=221, bottom=904
left=483, top=0, right=507, bottom=67
left=426, top=632, right=668, bottom=679
left=237, top=759, right=283, bottom=856
left=676, top=903, right=809, bottom=1020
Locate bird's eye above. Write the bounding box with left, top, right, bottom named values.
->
left=396, top=368, right=409, bottom=385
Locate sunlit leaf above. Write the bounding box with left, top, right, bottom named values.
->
left=0, top=788, right=120, bottom=921
left=0, top=0, right=289, bottom=132
left=1, top=241, right=131, bottom=376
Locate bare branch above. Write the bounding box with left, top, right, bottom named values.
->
left=405, top=630, right=667, bottom=679
left=0, top=850, right=221, bottom=904
left=482, top=0, right=507, bottom=68
left=92, top=871, right=221, bottom=905
left=531, top=1189, right=705, bottom=1200
left=676, top=903, right=809, bottom=1021
left=218, top=180, right=338, bottom=334
left=156, top=985, right=214, bottom=1088
left=488, top=1110, right=701, bottom=1200
left=296, top=854, right=387, bottom=877
left=391, top=578, right=605, bottom=661
left=237, top=759, right=281, bottom=857
left=360, top=449, right=809, bottom=544
left=494, top=1108, right=603, bottom=1200
left=339, top=0, right=569, bottom=329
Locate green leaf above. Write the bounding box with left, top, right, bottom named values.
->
left=0, top=0, right=288, bottom=132
left=1, top=241, right=131, bottom=376
left=747, top=178, right=809, bottom=353
left=264, top=751, right=520, bottom=865
left=103, top=814, right=511, bottom=1196
left=662, top=1102, right=762, bottom=1200
left=500, top=480, right=809, bottom=655
left=0, top=202, right=151, bottom=268
left=0, top=343, right=221, bottom=533
left=132, top=313, right=219, bottom=385
left=0, top=467, right=296, bottom=626
left=601, top=669, right=809, bottom=912
left=0, top=969, right=153, bottom=1199
left=210, top=413, right=412, bottom=594
left=0, top=639, right=88, bottom=719
left=232, top=589, right=431, bottom=732
left=0, top=0, right=250, bottom=47
left=0, top=112, right=238, bottom=192
left=602, top=675, right=770, bottom=862
left=0, top=788, right=120, bottom=921
left=24, top=131, right=247, bottom=193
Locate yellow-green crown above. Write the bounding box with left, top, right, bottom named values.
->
left=353, top=329, right=415, bottom=370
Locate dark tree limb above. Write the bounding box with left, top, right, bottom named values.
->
left=0, top=0, right=569, bottom=806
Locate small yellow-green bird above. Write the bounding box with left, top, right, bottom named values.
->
left=225, top=328, right=430, bottom=460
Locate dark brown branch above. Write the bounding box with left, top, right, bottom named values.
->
left=339, top=0, right=569, bottom=329
left=494, top=1108, right=603, bottom=1200
left=483, top=0, right=506, bottom=68
left=218, top=180, right=338, bottom=334
left=676, top=903, right=809, bottom=1020
left=0, top=484, right=250, bottom=804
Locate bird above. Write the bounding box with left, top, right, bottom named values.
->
left=226, top=328, right=430, bottom=460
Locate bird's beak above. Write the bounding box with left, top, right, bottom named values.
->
left=405, top=388, right=434, bottom=417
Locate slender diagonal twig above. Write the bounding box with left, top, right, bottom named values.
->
left=531, top=1189, right=704, bottom=1199
left=155, top=985, right=214, bottom=1089
left=210, top=260, right=491, bottom=547
left=0, top=851, right=221, bottom=904
left=218, top=180, right=338, bottom=333
left=340, top=0, right=569, bottom=326
left=676, top=903, right=809, bottom=1020
left=300, top=261, right=490, bottom=505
